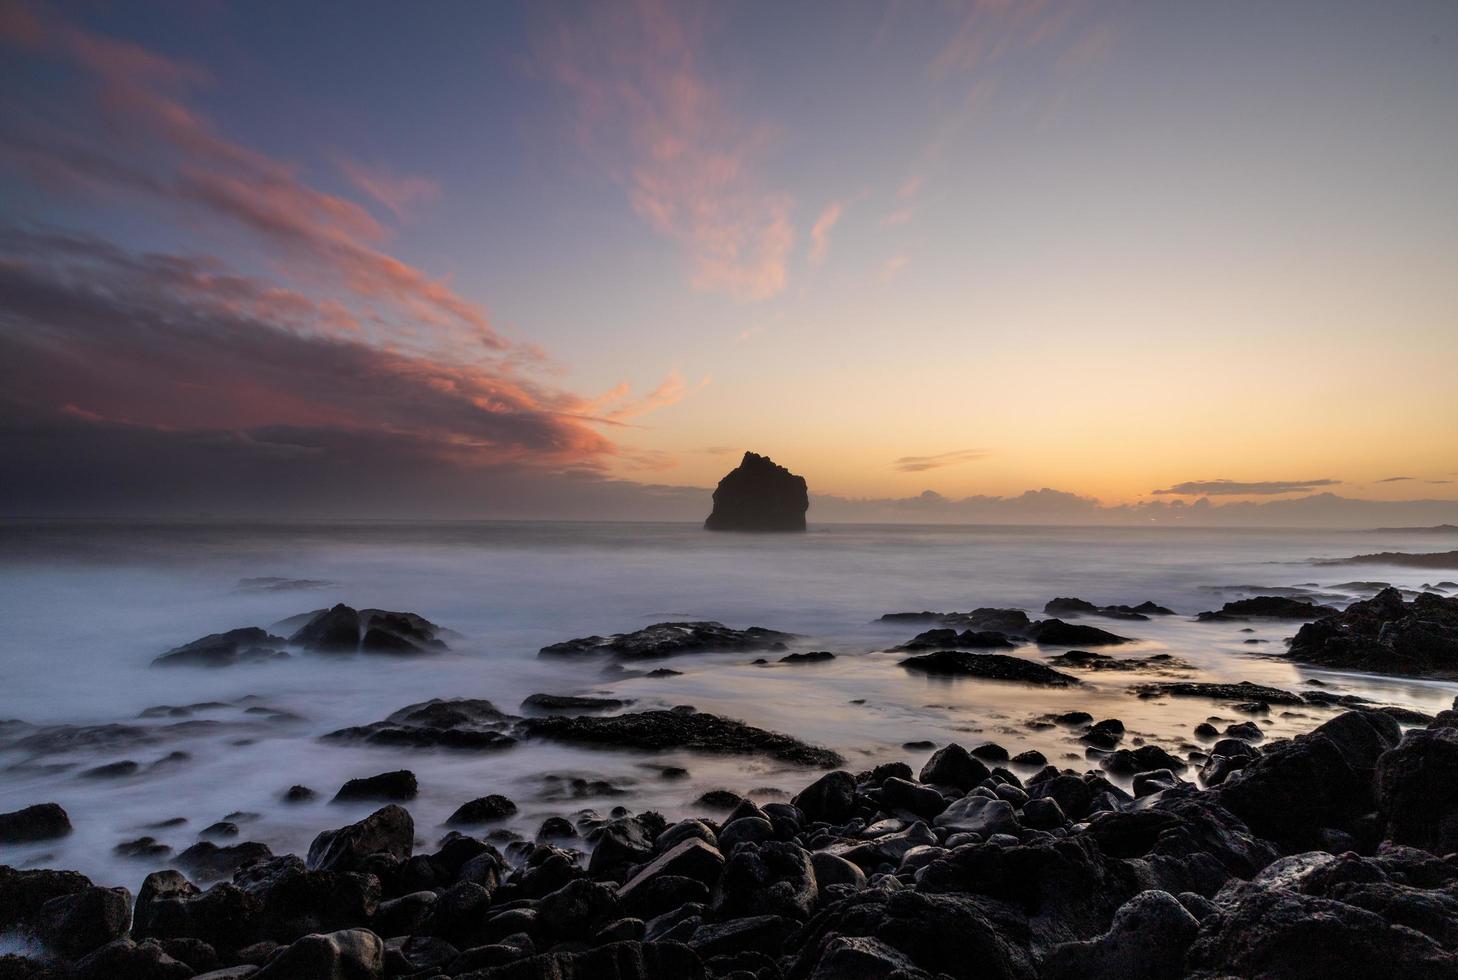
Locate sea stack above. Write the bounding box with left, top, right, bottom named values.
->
left=704, top=451, right=809, bottom=531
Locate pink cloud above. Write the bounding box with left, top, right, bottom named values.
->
left=336, top=157, right=441, bottom=220
left=808, top=201, right=843, bottom=267
left=540, top=0, right=794, bottom=300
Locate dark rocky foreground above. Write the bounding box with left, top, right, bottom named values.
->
left=1286, top=587, right=1458, bottom=679
left=6, top=702, right=1458, bottom=979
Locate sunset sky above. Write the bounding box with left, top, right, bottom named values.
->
left=2, top=0, right=1456, bottom=522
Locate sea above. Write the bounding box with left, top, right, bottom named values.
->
left=1, top=519, right=1455, bottom=892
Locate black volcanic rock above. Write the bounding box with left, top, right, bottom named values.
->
left=1196, top=596, right=1338, bottom=621
left=0, top=802, right=72, bottom=843
left=704, top=451, right=808, bottom=531
left=539, top=621, right=794, bottom=660
left=323, top=697, right=519, bottom=750
left=518, top=709, right=843, bottom=766
left=1029, top=619, right=1132, bottom=646
left=1287, top=587, right=1458, bottom=678
left=897, top=650, right=1082, bottom=686
left=153, top=627, right=288, bottom=668
left=895, top=628, right=1018, bottom=651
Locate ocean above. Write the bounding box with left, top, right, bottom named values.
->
left=1, top=519, right=1454, bottom=891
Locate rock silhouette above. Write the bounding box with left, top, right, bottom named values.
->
left=704, top=451, right=808, bottom=531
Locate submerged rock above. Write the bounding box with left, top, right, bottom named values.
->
left=540, top=621, right=794, bottom=660
left=152, top=627, right=288, bottom=668
left=519, top=709, right=844, bottom=766
left=1196, top=596, right=1338, bottom=621
left=323, top=698, right=518, bottom=750
left=1131, top=681, right=1307, bottom=705
left=898, top=651, right=1081, bottom=687
left=895, top=628, right=1018, bottom=651
left=1029, top=619, right=1132, bottom=646
left=522, top=693, right=628, bottom=712
left=704, top=451, right=808, bottom=532
left=290, top=604, right=449, bottom=656
left=1045, top=598, right=1176, bottom=620
left=331, top=769, right=417, bottom=803
left=1047, top=650, right=1191, bottom=672
left=0, top=802, right=72, bottom=843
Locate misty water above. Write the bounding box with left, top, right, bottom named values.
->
left=2, top=520, right=1454, bottom=892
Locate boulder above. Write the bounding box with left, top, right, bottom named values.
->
left=250, top=928, right=383, bottom=979
left=1375, top=726, right=1458, bottom=855
left=0, top=803, right=72, bottom=843
left=1196, top=597, right=1337, bottom=621
left=447, top=794, right=518, bottom=826
left=331, top=770, right=417, bottom=803
left=35, top=885, right=132, bottom=955
left=793, top=771, right=857, bottom=823
left=70, top=938, right=195, bottom=980
left=1287, top=588, right=1458, bottom=678
left=307, top=806, right=413, bottom=872
left=714, top=841, right=818, bottom=920
left=466, top=940, right=705, bottom=980
left=919, top=744, right=992, bottom=791
left=1040, top=889, right=1199, bottom=980
left=703, top=451, right=808, bottom=531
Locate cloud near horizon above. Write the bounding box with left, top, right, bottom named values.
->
left=1152, top=478, right=1342, bottom=496
left=892, top=449, right=990, bottom=472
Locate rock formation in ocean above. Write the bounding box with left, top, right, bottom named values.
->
left=703, top=451, right=808, bottom=532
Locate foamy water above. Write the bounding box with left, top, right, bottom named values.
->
left=1, top=520, right=1454, bottom=891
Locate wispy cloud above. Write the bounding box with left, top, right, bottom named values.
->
left=0, top=7, right=504, bottom=361
left=539, top=0, right=793, bottom=300
left=808, top=201, right=843, bottom=267
left=335, top=157, right=441, bottom=220
left=1376, top=476, right=1414, bottom=483
left=1152, top=479, right=1342, bottom=497
left=893, top=448, right=989, bottom=472
left=880, top=254, right=911, bottom=282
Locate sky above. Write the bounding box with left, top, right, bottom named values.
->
left=1, top=0, right=1456, bottom=523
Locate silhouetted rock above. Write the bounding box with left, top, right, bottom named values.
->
left=1030, top=619, right=1132, bottom=646
left=523, top=693, right=627, bottom=712
left=307, top=805, right=414, bottom=872
left=290, top=604, right=449, bottom=655
left=704, top=452, right=808, bottom=531
left=1131, top=681, right=1306, bottom=705
left=175, top=841, right=273, bottom=881
left=898, top=651, right=1081, bottom=686
left=540, top=621, right=794, bottom=660
left=446, top=795, right=518, bottom=826
left=895, top=628, right=1018, bottom=650
left=153, top=627, right=288, bottom=668
left=323, top=698, right=518, bottom=751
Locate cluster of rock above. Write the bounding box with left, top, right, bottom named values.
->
left=6, top=700, right=1458, bottom=979
left=884, top=606, right=1134, bottom=650
left=1287, top=587, right=1458, bottom=678
left=1044, top=598, right=1176, bottom=621
left=154, top=605, right=450, bottom=667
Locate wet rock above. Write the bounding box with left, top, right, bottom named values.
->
left=200, top=821, right=238, bottom=840
left=914, top=744, right=989, bottom=793
left=1187, top=878, right=1458, bottom=979
left=898, top=651, right=1081, bottom=686
left=446, top=794, right=518, bottom=826
left=1047, top=650, right=1191, bottom=672
left=77, top=760, right=140, bottom=779
left=323, top=698, right=517, bottom=751
left=0, top=803, right=71, bottom=843
left=116, top=836, right=172, bottom=859
left=1029, top=619, right=1132, bottom=646
left=175, top=841, right=273, bottom=882
left=133, top=871, right=263, bottom=955
left=934, top=796, right=1020, bottom=837
left=307, top=805, right=413, bottom=873
left=232, top=855, right=380, bottom=943
left=153, top=627, right=288, bottom=668
left=70, top=938, right=195, bottom=980
left=283, top=785, right=316, bottom=803
left=1196, top=596, right=1338, bottom=621
left=471, top=939, right=705, bottom=980
left=519, top=709, right=843, bottom=766
left=1041, top=889, right=1199, bottom=980
left=620, top=875, right=710, bottom=920
left=331, top=770, right=416, bottom=803
left=540, top=621, right=795, bottom=660
left=0, top=867, right=92, bottom=933
left=1045, top=598, right=1175, bottom=620
left=522, top=693, right=626, bottom=712
left=878, top=777, right=948, bottom=820
left=1100, top=745, right=1187, bottom=776
left=803, top=934, right=931, bottom=980
left=34, top=885, right=132, bottom=955
left=715, top=841, right=817, bottom=920
left=1217, top=732, right=1364, bottom=850
left=385, top=934, right=457, bottom=975
left=1288, top=588, right=1458, bottom=678
left=1021, top=797, right=1067, bottom=830
left=779, top=650, right=836, bottom=664
left=896, top=628, right=1018, bottom=650
left=1131, top=681, right=1306, bottom=705
left=793, top=771, right=857, bottom=823
left=1011, top=749, right=1047, bottom=767
left=1376, top=725, right=1458, bottom=855
left=704, top=451, right=808, bottom=531
left=250, top=928, right=383, bottom=979
left=619, top=840, right=725, bottom=907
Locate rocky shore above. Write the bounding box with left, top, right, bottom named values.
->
left=4, top=694, right=1458, bottom=979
